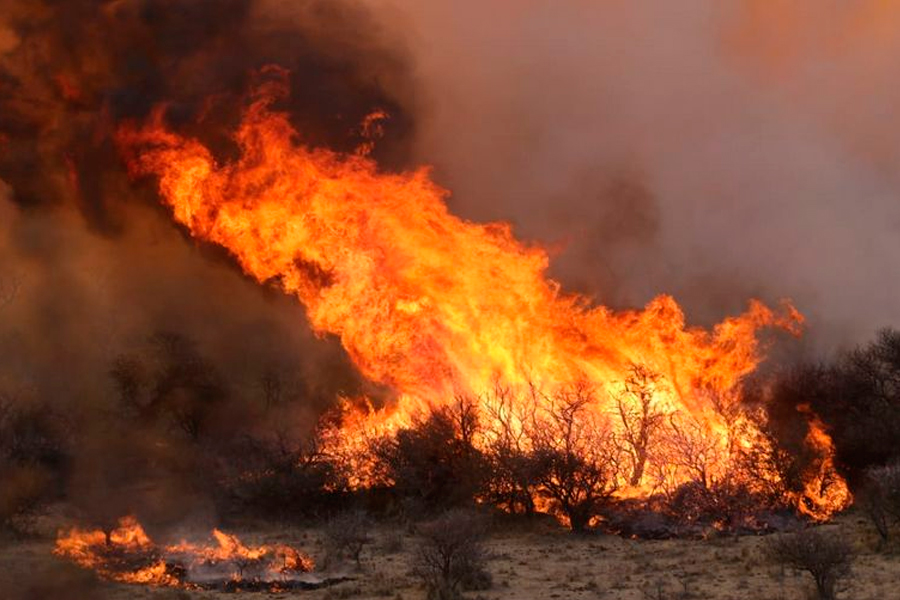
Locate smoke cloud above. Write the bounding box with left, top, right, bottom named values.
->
left=0, top=0, right=410, bottom=529
left=367, top=0, right=900, bottom=353
left=0, top=0, right=413, bottom=409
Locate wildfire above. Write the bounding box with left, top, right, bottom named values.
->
left=54, top=515, right=314, bottom=590
left=116, top=68, right=850, bottom=520
left=790, top=405, right=851, bottom=519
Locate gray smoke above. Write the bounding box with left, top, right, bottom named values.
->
left=367, top=0, right=900, bottom=354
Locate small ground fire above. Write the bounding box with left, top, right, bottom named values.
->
left=54, top=515, right=319, bottom=591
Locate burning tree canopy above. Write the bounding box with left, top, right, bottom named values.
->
left=115, top=69, right=849, bottom=523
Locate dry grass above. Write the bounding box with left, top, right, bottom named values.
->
left=3, top=510, right=899, bottom=600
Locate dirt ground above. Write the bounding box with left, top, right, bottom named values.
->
left=2, top=510, right=898, bottom=600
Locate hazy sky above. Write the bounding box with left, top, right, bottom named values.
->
left=362, top=0, right=900, bottom=353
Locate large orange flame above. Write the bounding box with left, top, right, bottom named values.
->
left=116, top=70, right=849, bottom=519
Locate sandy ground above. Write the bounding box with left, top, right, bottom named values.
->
left=3, top=510, right=899, bottom=600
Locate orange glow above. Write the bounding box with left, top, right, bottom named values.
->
left=116, top=70, right=849, bottom=520
left=791, top=405, right=852, bottom=520
left=728, top=0, right=900, bottom=77
left=54, top=515, right=313, bottom=589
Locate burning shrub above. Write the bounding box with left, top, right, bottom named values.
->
left=323, top=510, right=372, bottom=568
left=759, top=366, right=851, bottom=495
left=860, top=463, right=900, bottom=543
left=480, top=384, right=542, bottom=517
left=216, top=432, right=342, bottom=521
left=768, top=528, right=853, bottom=600
left=774, top=329, right=900, bottom=485
left=414, top=509, right=491, bottom=600
left=530, top=384, right=620, bottom=532
left=615, top=365, right=668, bottom=487
left=373, top=399, right=487, bottom=512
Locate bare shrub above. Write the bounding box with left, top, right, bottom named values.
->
left=110, top=332, right=228, bottom=442
left=530, top=383, right=620, bottom=532
left=220, top=431, right=340, bottom=520
left=0, top=463, right=53, bottom=533
left=665, top=479, right=764, bottom=530
left=414, top=509, right=491, bottom=600
left=374, top=399, right=487, bottom=512
left=768, top=529, right=853, bottom=600
left=615, top=365, right=667, bottom=486
left=480, top=383, right=541, bottom=516
left=662, top=414, right=724, bottom=492
left=860, top=463, right=900, bottom=542
left=324, top=510, right=372, bottom=568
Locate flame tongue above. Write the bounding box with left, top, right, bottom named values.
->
left=53, top=516, right=314, bottom=590
left=118, top=78, right=797, bottom=408
left=117, top=73, right=848, bottom=518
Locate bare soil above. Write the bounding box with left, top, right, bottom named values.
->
left=3, top=510, right=898, bottom=600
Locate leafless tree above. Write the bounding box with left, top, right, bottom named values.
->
left=615, top=364, right=668, bottom=486
left=372, top=403, right=487, bottom=511
left=481, top=382, right=540, bottom=516
left=768, top=528, right=852, bottom=600
left=145, top=332, right=227, bottom=441
left=414, top=509, right=491, bottom=600
left=860, top=463, right=900, bottom=543
left=663, top=413, right=724, bottom=491
left=701, top=385, right=745, bottom=456
left=323, top=510, right=372, bottom=568
left=449, top=393, right=481, bottom=450
left=530, top=382, right=620, bottom=532
left=259, top=368, right=283, bottom=409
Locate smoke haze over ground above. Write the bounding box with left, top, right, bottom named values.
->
left=0, top=0, right=409, bottom=530
left=0, top=0, right=409, bottom=411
